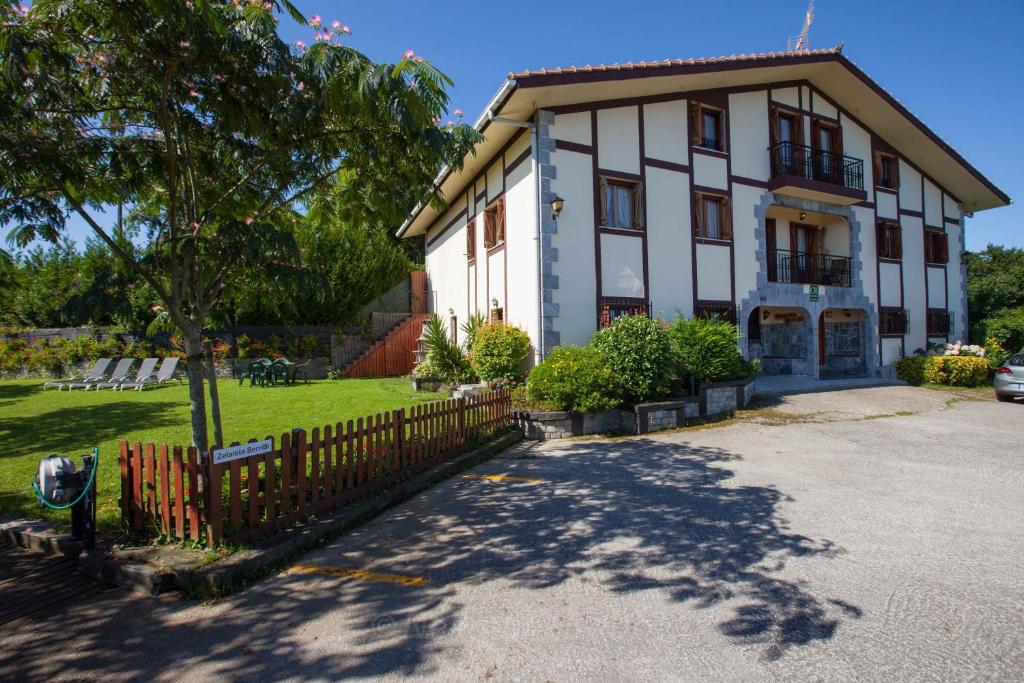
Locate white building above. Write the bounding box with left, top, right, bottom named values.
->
left=398, top=48, right=1009, bottom=380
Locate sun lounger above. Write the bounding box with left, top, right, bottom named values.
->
left=97, top=358, right=157, bottom=391
left=43, top=358, right=112, bottom=391
left=70, top=358, right=134, bottom=390
left=119, top=356, right=181, bottom=391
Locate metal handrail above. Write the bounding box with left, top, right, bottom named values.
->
left=768, top=141, right=864, bottom=191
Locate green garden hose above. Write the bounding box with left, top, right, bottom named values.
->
left=32, top=447, right=99, bottom=510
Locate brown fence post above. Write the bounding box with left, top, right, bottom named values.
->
left=392, top=409, right=404, bottom=471
left=118, top=441, right=131, bottom=530
left=457, top=398, right=466, bottom=446
left=207, top=451, right=223, bottom=548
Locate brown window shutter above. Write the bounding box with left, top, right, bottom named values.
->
left=694, top=192, right=704, bottom=237
left=940, top=232, right=949, bottom=263
left=631, top=182, right=645, bottom=229
left=876, top=222, right=885, bottom=258
left=873, top=153, right=883, bottom=187
left=690, top=102, right=703, bottom=145
left=893, top=157, right=900, bottom=188
left=810, top=119, right=821, bottom=149
left=766, top=218, right=777, bottom=249
left=722, top=197, right=733, bottom=240
left=769, top=106, right=781, bottom=145
left=484, top=209, right=495, bottom=248
left=598, top=177, right=608, bottom=226
left=893, top=225, right=903, bottom=259
left=831, top=125, right=843, bottom=155
left=467, top=218, right=476, bottom=258
left=496, top=197, right=506, bottom=243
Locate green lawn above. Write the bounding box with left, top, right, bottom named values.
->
left=0, top=377, right=444, bottom=530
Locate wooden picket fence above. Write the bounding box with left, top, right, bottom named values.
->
left=119, top=390, right=511, bottom=546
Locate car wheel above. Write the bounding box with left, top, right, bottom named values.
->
left=996, top=393, right=1014, bottom=403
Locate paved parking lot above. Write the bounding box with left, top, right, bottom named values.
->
left=2, top=387, right=1022, bottom=681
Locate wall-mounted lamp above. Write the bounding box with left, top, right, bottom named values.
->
left=550, top=195, right=565, bottom=220
left=799, top=212, right=807, bottom=221
left=491, top=298, right=499, bottom=310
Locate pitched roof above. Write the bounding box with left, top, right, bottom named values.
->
left=509, top=47, right=843, bottom=80
left=398, top=48, right=1009, bottom=239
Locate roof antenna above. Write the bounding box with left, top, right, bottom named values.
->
left=787, top=0, right=815, bottom=53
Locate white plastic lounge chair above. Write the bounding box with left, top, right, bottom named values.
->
left=70, top=358, right=134, bottom=391
left=119, top=357, right=180, bottom=391
left=43, top=358, right=112, bottom=391
left=98, top=358, right=157, bottom=391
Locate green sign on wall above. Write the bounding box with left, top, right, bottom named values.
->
left=809, top=285, right=820, bottom=302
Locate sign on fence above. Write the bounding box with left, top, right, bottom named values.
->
left=212, top=439, right=274, bottom=465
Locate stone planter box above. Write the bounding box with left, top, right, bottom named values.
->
left=513, top=377, right=756, bottom=441
left=412, top=376, right=444, bottom=392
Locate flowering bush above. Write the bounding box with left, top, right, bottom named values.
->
left=929, top=340, right=985, bottom=357
left=526, top=345, right=621, bottom=414
left=895, top=355, right=989, bottom=387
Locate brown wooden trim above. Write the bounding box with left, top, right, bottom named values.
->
left=767, top=174, right=868, bottom=202
left=554, top=139, right=593, bottom=154
left=474, top=190, right=487, bottom=205
left=944, top=216, right=960, bottom=225
left=690, top=145, right=729, bottom=159
left=692, top=184, right=730, bottom=197
left=875, top=185, right=898, bottom=195
left=591, top=109, right=603, bottom=326
left=598, top=226, right=644, bottom=237
left=644, top=157, right=689, bottom=174
left=426, top=208, right=467, bottom=247
left=638, top=104, right=650, bottom=307
left=597, top=168, right=642, bottom=181
left=730, top=175, right=770, bottom=189
left=899, top=208, right=923, bottom=218
left=504, top=146, right=532, bottom=177
left=694, top=236, right=734, bottom=246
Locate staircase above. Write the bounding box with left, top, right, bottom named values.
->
left=344, top=314, right=428, bottom=379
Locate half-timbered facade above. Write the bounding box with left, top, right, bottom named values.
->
left=398, top=48, right=1009, bottom=379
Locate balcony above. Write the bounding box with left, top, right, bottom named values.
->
left=767, top=249, right=852, bottom=288
left=768, top=142, right=867, bottom=206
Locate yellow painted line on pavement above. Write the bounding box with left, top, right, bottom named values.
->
left=289, top=563, right=429, bottom=587
left=461, top=474, right=544, bottom=484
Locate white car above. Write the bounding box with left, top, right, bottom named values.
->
left=994, top=353, right=1024, bottom=403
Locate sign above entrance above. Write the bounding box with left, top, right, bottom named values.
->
left=809, top=285, right=820, bottom=302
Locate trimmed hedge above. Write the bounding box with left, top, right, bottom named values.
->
left=895, top=355, right=990, bottom=387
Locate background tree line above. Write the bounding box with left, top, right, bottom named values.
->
left=966, top=244, right=1024, bottom=354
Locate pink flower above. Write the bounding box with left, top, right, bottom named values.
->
left=341, top=25, right=351, bottom=35
left=331, top=20, right=341, bottom=30
left=309, top=14, right=321, bottom=28
left=454, top=108, right=463, bottom=118
left=179, top=40, right=191, bottom=49
left=19, top=5, right=29, bottom=14
left=244, top=216, right=254, bottom=225
left=294, top=40, right=304, bottom=48
left=188, top=89, right=199, bottom=98
left=412, top=55, right=424, bottom=63
left=403, top=49, right=415, bottom=60
left=190, top=221, right=200, bottom=229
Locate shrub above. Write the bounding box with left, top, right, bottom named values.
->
left=421, top=314, right=469, bottom=384
left=591, top=315, right=673, bottom=403
left=895, top=355, right=989, bottom=387
left=526, top=345, right=621, bottom=414
left=985, top=337, right=1011, bottom=371
left=470, top=323, right=532, bottom=385
left=668, top=316, right=746, bottom=385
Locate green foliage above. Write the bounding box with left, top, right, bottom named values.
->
left=982, top=307, right=1024, bottom=354
left=460, top=312, right=487, bottom=357
left=590, top=315, right=673, bottom=403
left=985, top=337, right=1012, bottom=371
left=966, top=245, right=1024, bottom=349
left=895, top=355, right=990, bottom=387
left=526, top=345, right=621, bottom=414
left=420, top=315, right=468, bottom=385
left=668, top=316, right=748, bottom=384
left=470, top=324, right=531, bottom=385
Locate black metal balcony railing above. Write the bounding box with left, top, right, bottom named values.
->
left=769, top=141, right=865, bottom=191
left=926, top=308, right=952, bottom=337
left=767, top=249, right=851, bottom=287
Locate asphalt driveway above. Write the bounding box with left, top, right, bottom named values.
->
left=2, top=386, right=1022, bottom=681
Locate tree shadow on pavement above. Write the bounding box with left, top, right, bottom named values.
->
left=1, top=436, right=860, bottom=679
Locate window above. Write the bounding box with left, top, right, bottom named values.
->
left=876, top=221, right=902, bottom=260
left=694, top=192, right=732, bottom=241
left=690, top=103, right=725, bottom=151
left=483, top=197, right=505, bottom=249
left=924, top=229, right=949, bottom=264
left=466, top=218, right=476, bottom=261
left=599, top=298, right=648, bottom=328
left=695, top=300, right=736, bottom=324
left=811, top=120, right=842, bottom=182
left=599, top=177, right=644, bottom=230
left=926, top=309, right=951, bottom=337
left=875, top=152, right=899, bottom=189
left=879, top=307, right=908, bottom=337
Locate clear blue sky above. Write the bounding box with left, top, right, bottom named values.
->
left=54, top=0, right=1023, bottom=250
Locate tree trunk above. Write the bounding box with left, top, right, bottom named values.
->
left=182, top=328, right=209, bottom=455
left=206, top=345, right=224, bottom=448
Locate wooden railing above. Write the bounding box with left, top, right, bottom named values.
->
left=120, top=390, right=512, bottom=546
left=344, top=313, right=427, bottom=378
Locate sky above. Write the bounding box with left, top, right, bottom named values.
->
left=46, top=0, right=1024, bottom=251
